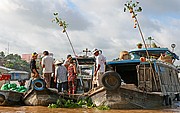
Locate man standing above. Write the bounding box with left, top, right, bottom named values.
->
left=54, top=60, right=68, bottom=93
left=93, top=49, right=106, bottom=87
left=41, top=51, right=54, bottom=88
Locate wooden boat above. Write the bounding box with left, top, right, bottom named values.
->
left=0, top=74, right=23, bottom=106
left=0, top=90, right=23, bottom=106
left=23, top=79, right=60, bottom=106
left=89, top=47, right=180, bottom=109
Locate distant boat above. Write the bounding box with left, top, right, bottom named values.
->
left=0, top=74, right=23, bottom=106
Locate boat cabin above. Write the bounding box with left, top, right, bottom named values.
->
left=72, top=57, right=95, bottom=93
left=106, top=47, right=180, bottom=92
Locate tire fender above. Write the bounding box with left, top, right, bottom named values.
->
left=32, top=79, right=46, bottom=91
left=101, top=71, right=121, bottom=90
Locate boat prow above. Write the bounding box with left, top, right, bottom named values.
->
left=23, top=79, right=60, bottom=106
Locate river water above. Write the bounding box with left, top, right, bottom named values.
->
left=0, top=106, right=179, bottom=113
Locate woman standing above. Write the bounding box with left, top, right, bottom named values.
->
left=67, top=59, right=77, bottom=94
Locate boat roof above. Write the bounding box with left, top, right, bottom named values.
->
left=107, top=59, right=140, bottom=65
left=129, top=48, right=179, bottom=60
left=72, top=57, right=95, bottom=65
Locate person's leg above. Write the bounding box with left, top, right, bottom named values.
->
left=64, top=81, right=68, bottom=92
left=43, top=73, right=51, bottom=88
left=57, top=83, right=61, bottom=92
left=98, top=72, right=104, bottom=87
left=72, top=78, right=77, bottom=94
left=68, top=81, right=71, bottom=94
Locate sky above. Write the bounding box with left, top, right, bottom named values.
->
left=0, top=0, right=180, bottom=65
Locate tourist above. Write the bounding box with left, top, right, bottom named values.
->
left=63, top=54, right=72, bottom=69
left=54, top=60, right=68, bottom=93
left=92, top=49, right=106, bottom=87
left=41, top=51, right=55, bottom=88
left=67, top=59, right=77, bottom=94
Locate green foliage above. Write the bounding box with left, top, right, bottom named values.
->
left=48, top=97, right=97, bottom=109
left=52, top=12, right=68, bottom=33
left=96, top=105, right=110, bottom=110
left=0, top=51, right=5, bottom=59
left=124, top=1, right=142, bottom=29
left=124, top=0, right=142, bottom=13
left=0, top=51, right=30, bottom=73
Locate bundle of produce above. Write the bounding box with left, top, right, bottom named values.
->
left=1, top=83, right=27, bottom=93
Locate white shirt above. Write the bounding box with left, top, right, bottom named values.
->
left=100, top=53, right=106, bottom=64
left=55, top=65, right=67, bottom=83
left=42, top=55, right=54, bottom=73
left=96, top=54, right=105, bottom=72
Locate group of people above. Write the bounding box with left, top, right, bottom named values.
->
left=30, top=52, right=77, bottom=94
left=29, top=48, right=106, bottom=94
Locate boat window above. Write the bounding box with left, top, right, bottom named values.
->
left=79, top=65, right=94, bottom=76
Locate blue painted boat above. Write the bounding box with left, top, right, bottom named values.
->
left=90, top=46, right=180, bottom=109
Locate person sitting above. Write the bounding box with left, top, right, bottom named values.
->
left=18, top=79, right=26, bottom=86
left=119, top=51, right=130, bottom=60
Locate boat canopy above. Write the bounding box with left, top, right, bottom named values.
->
left=107, top=59, right=140, bottom=65
left=129, top=48, right=179, bottom=60
left=72, top=57, right=95, bottom=65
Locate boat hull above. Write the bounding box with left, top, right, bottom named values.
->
left=89, top=84, right=177, bottom=109
left=23, top=88, right=60, bottom=106
left=0, top=90, right=23, bottom=106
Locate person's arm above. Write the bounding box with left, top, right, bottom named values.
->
left=94, top=64, right=100, bottom=76
left=94, top=56, right=101, bottom=76
left=54, top=67, right=58, bottom=83
left=52, top=64, right=55, bottom=74
left=41, top=58, right=45, bottom=68
left=73, top=64, right=77, bottom=74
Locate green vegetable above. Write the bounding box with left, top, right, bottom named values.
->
left=1, top=83, right=27, bottom=93
left=97, top=105, right=110, bottom=110
left=48, top=97, right=98, bottom=109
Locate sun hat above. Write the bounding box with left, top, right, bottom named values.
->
left=54, top=60, right=63, bottom=65
left=92, top=48, right=99, bottom=54
left=32, top=52, right=38, bottom=57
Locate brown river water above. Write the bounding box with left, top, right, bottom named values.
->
left=0, top=106, right=179, bottom=113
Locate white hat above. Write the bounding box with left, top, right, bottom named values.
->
left=54, top=60, right=63, bottom=65
left=92, top=48, right=99, bottom=54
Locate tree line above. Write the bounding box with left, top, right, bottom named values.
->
left=0, top=51, right=30, bottom=73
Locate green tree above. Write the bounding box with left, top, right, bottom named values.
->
left=3, top=53, right=30, bottom=72
left=0, top=51, right=5, bottom=59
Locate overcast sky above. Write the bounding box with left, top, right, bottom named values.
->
left=0, top=0, right=180, bottom=65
